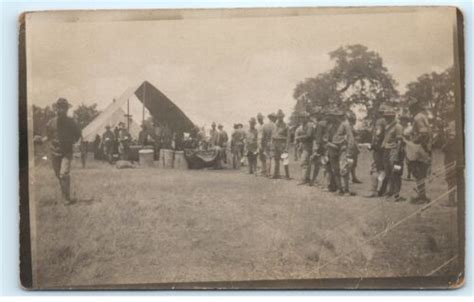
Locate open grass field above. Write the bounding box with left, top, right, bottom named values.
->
left=30, top=148, right=460, bottom=288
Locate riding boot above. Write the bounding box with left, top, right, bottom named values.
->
left=310, top=163, right=320, bottom=185
left=60, top=176, right=71, bottom=204
left=333, top=174, right=343, bottom=193
left=343, top=174, right=350, bottom=193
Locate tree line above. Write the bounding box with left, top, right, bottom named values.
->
left=32, top=103, right=100, bottom=136
left=290, top=44, right=456, bottom=127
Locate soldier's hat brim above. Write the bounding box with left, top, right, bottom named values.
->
left=56, top=97, right=71, bottom=108
left=267, top=113, right=277, bottom=119
left=383, top=111, right=396, bottom=117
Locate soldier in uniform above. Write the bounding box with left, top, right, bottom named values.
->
left=245, top=117, right=259, bottom=174
left=231, top=123, right=246, bottom=169
left=406, top=98, right=432, bottom=204
left=138, top=123, right=150, bottom=146
left=209, top=122, right=219, bottom=147
left=217, top=124, right=229, bottom=165
left=309, top=108, right=327, bottom=187
left=294, top=111, right=315, bottom=185
left=399, top=114, right=414, bottom=181
left=346, top=111, right=362, bottom=184
left=381, top=108, right=405, bottom=201
left=325, top=108, right=356, bottom=195
left=366, top=105, right=387, bottom=198
left=101, top=125, right=115, bottom=164
left=260, top=113, right=277, bottom=177
left=255, top=113, right=265, bottom=175
left=45, top=98, right=81, bottom=205
left=117, top=122, right=131, bottom=161
left=271, top=109, right=291, bottom=179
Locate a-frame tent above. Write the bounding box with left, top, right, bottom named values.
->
left=82, top=81, right=195, bottom=142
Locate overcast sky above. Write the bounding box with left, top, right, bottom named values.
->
left=26, top=7, right=456, bottom=128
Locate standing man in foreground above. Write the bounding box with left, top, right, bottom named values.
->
left=45, top=98, right=81, bottom=205
left=271, top=109, right=291, bottom=180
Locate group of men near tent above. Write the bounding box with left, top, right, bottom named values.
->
left=91, top=120, right=179, bottom=164
left=96, top=122, right=132, bottom=163
left=44, top=97, right=457, bottom=206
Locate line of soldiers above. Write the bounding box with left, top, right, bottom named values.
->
left=234, top=97, right=455, bottom=205
left=229, top=109, right=293, bottom=179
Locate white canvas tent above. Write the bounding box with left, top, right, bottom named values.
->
left=82, top=81, right=200, bottom=142
left=82, top=86, right=152, bottom=142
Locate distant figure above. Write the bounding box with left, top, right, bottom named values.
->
left=231, top=123, right=245, bottom=169
left=310, top=108, right=327, bottom=186
left=294, top=111, right=314, bottom=185
left=160, top=124, right=173, bottom=149
left=138, top=124, right=150, bottom=146
left=399, top=115, right=414, bottom=181
left=381, top=108, right=405, bottom=201
left=117, top=122, right=131, bottom=161
left=197, top=126, right=208, bottom=150
left=406, top=97, right=432, bottom=204
left=101, top=125, right=115, bottom=164
left=217, top=124, right=229, bottom=164
left=346, top=111, right=362, bottom=184
left=366, top=105, right=387, bottom=198
left=78, top=137, right=88, bottom=168
left=325, top=108, right=355, bottom=195
left=45, top=98, right=81, bottom=205
left=260, top=113, right=277, bottom=177
left=255, top=113, right=266, bottom=176
left=93, top=134, right=102, bottom=160
left=113, top=125, right=120, bottom=155
left=271, top=109, right=291, bottom=180
left=209, top=122, right=219, bottom=147
left=245, top=118, right=259, bottom=174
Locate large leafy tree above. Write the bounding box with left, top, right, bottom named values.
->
left=404, top=66, right=455, bottom=121
left=73, top=103, right=101, bottom=130
left=292, top=44, right=398, bottom=124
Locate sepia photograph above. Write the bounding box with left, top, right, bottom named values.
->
left=19, top=6, right=465, bottom=289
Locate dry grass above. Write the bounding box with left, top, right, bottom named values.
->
left=31, top=149, right=459, bottom=288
